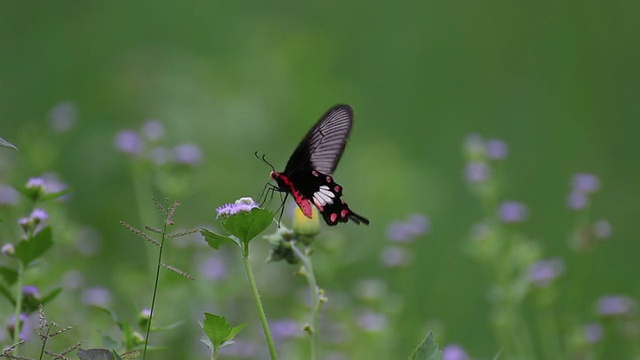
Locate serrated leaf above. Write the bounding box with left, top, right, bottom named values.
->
left=201, top=313, right=245, bottom=350
left=409, top=332, right=442, bottom=360
left=0, top=266, right=18, bottom=285
left=0, top=136, right=17, bottom=150
left=221, top=208, right=273, bottom=245
left=15, top=226, right=53, bottom=266
left=201, top=228, right=240, bottom=249
left=77, top=348, right=113, bottom=360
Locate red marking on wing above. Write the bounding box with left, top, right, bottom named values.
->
left=330, top=213, right=338, bottom=223
left=276, top=172, right=313, bottom=218
left=341, top=209, right=349, bottom=218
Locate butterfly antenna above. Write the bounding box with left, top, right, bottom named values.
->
left=254, top=151, right=276, bottom=172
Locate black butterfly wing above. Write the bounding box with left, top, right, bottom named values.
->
left=283, top=104, right=354, bottom=176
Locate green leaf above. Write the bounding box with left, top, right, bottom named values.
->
left=221, top=208, right=273, bottom=245
left=113, top=350, right=124, bottom=360
left=0, top=266, right=18, bottom=285
left=41, top=187, right=73, bottom=202
left=77, top=348, right=113, bottom=360
left=0, top=282, right=16, bottom=305
left=409, top=332, right=442, bottom=360
left=0, top=136, right=17, bottom=150
left=41, top=287, right=62, bottom=305
left=201, top=228, right=240, bottom=249
left=201, top=312, right=246, bottom=350
left=15, top=226, right=54, bottom=266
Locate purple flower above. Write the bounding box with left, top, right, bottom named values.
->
left=6, top=313, right=30, bottom=341
left=583, top=323, right=603, bottom=344
left=173, top=143, right=202, bottom=165
left=498, top=201, right=529, bottom=223
left=218, top=339, right=257, bottom=357
left=463, top=133, right=485, bottom=157
left=465, top=161, right=490, bottom=183
left=114, top=130, right=143, bottom=155
left=30, top=208, right=49, bottom=222
left=356, top=311, right=387, bottom=332
left=572, top=173, right=600, bottom=194
left=199, top=255, right=228, bottom=280
left=380, top=246, right=411, bottom=268
left=216, top=197, right=259, bottom=218
left=442, top=344, right=470, bottom=360
left=22, top=285, right=41, bottom=299
left=2, top=243, right=16, bottom=257
left=528, top=258, right=564, bottom=287
left=486, top=139, right=509, bottom=160
left=597, top=295, right=637, bottom=317
left=567, top=190, right=588, bottom=210
left=386, top=214, right=431, bottom=243
left=26, top=177, right=46, bottom=190
left=82, top=286, right=112, bottom=307
left=48, top=101, right=78, bottom=133
left=593, top=219, right=612, bottom=239
left=141, top=120, right=165, bottom=141
left=270, top=319, right=302, bottom=340
left=0, top=184, right=19, bottom=206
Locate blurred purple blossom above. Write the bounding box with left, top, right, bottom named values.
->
left=82, top=286, right=112, bottom=307
left=30, top=208, right=49, bottom=222
left=270, top=319, right=302, bottom=340
left=572, top=173, right=600, bottom=194
left=2, top=243, right=15, bottom=257
left=593, top=219, right=612, bottom=239
left=141, top=120, right=165, bottom=141
left=48, top=101, right=78, bottom=133
left=583, top=323, right=603, bottom=344
left=216, top=197, right=259, bottom=218
left=463, top=133, right=485, bottom=158
left=22, top=285, right=41, bottom=299
left=380, top=246, right=412, bottom=268
left=442, top=344, right=470, bottom=360
left=26, top=177, right=46, bottom=190
left=528, top=258, right=564, bottom=287
left=217, top=339, right=257, bottom=358
left=0, top=184, right=19, bottom=205
left=356, top=311, right=387, bottom=332
left=597, top=295, right=637, bottom=317
left=386, top=214, right=430, bottom=243
left=6, top=313, right=30, bottom=341
left=173, top=143, right=202, bottom=165
left=114, top=130, right=143, bottom=155
left=567, top=190, right=588, bottom=210
left=498, top=201, right=529, bottom=223
left=465, top=161, right=490, bottom=183
left=199, top=255, right=228, bottom=281
left=486, top=139, right=509, bottom=160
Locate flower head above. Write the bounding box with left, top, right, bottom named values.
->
left=465, top=161, right=490, bottom=183
left=292, top=206, right=320, bottom=238
left=572, top=173, right=600, bottom=194
left=597, top=295, right=637, bottom=317
left=26, top=177, right=46, bottom=191
left=380, top=246, right=412, bottom=268
left=442, top=344, right=470, bottom=360
left=114, top=130, right=143, bottom=155
left=486, top=139, right=509, bottom=160
left=528, top=258, right=564, bottom=287
left=386, top=214, right=430, bottom=243
left=0, top=184, right=19, bottom=206
left=199, top=255, right=228, bottom=281
left=2, top=243, right=16, bottom=257
left=270, top=319, right=303, bottom=340
left=82, top=286, right=112, bottom=307
left=498, top=201, right=529, bottom=223
left=216, top=197, right=259, bottom=218
left=583, top=323, right=603, bottom=344
left=356, top=311, right=387, bottom=332
left=567, top=190, right=588, bottom=210
left=173, top=143, right=202, bottom=165
left=141, top=120, right=165, bottom=141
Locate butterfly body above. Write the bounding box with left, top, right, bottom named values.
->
left=270, top=104, right=369, bottom=226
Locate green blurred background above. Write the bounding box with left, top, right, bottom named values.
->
left=1, top=1, right=639, bottom=359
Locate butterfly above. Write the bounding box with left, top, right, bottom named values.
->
left=266, top=104, right=369, bottom=226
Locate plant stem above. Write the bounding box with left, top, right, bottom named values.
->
left=241, top=247, right=278, bottom=360
left=13, top=261, right=24, bottom=353
left=291, top=243, right=320, bottom=360
left=142, top=213, right=169, bottom=359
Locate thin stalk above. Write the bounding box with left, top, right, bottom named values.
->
left=242, top=245, right=278, bottom=360
left=12, top=261, right=24, bottom=353
left=38, top=324, right=52, bottom=360
left=142, top=215, right=169, bottom=359
left=291, top=243, right=320, bottom=360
